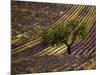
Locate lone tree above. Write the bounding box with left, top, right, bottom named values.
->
left=35, top=20, right=87, bottom=55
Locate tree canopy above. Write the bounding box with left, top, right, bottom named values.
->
left=35, top=20, right=87, bottom=54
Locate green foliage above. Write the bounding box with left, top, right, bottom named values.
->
left=40, top=20, right=87, bottom=47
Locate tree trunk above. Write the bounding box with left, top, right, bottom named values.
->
left=64, top=43, right=71, bottom=55
left=67, top=46, right=71, bottom=54
left=62, top=39, right=72, bottom=55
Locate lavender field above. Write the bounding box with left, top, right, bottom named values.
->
left=11, top=1, right=96, bottom=74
